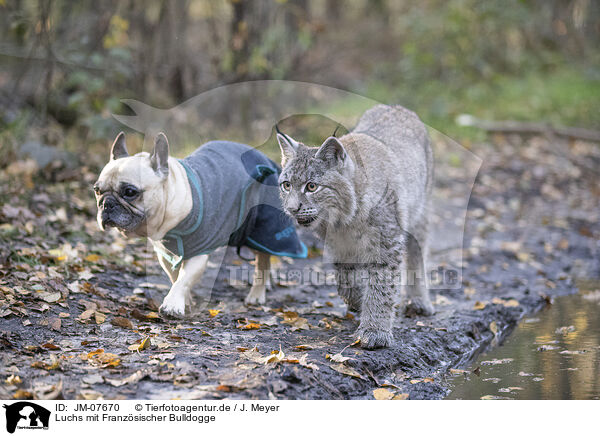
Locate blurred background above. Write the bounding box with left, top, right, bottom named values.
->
left=1, top=0, right=599, bottom=163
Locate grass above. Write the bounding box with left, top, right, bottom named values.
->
left=364, top=66, right=600, bottom=143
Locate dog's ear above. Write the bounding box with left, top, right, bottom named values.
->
left=110, top=132, right=129, bottom=160
left=150, top=132, right=170, bottom=177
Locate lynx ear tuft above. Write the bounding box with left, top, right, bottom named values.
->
left=150, top=132, right=170, bottom=177
left=315, top=136, right=347, bottom=165
left=277, top=133, right=300, bottom=166
left=110, top=132, right=129, bottom=160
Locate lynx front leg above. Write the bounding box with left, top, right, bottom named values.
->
left=245, top=251, right=271, bottom=305
left=159, top=254, right=209, bottom=318
left=355, top=266, right=396, bottom=348
left=335, top=263, right=362, bottom=312
left=404, top=233, right=434, bottom=316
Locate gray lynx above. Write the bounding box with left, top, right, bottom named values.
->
left=277, top=104, right=434, bottom=348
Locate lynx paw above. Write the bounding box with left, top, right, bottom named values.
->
left=355, top=327, right=394, bottom=349
left=404, top=298, right=435, bottom=317
left=245, top=284, right=266, bottom=305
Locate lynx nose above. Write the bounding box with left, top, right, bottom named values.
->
left=286, top=201, right=302, bottom=215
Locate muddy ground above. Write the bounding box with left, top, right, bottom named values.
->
left=1, top=134, right=599, bottom=400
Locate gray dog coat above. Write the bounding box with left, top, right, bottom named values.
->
left=152, top=140, right=307, bottom=269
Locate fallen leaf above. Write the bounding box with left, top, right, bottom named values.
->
left=208, top=309, right=220, bottom=317
left=105, top=370, right=146, bottom=387
left=393, top=393, right=409, bottom=400
left=489, top=321, right=498, bottom=335
left=326, top=353, right=352, bottom=363
left=262, top=347, right=285, bottom=364
left=82, top=374, right=104, bottom=385
left=85, top=254, right=101, bottom=262
left=128, top=336, right=151, bottom=352
left=330, top=363, right=364, bottom=379
left=82, top=349, right=121, bottom=368
left=78, top=309, right=95, bottom=322
left=373, top=388, right=394, bottom=400
left=94, top=312, right=106, bottom=324
left=13, top=389, right=34, bottom=399
left=111, top=317, right=133, bottom=329
left=473, top=301, right=487, bottom=310
left=5, top=375, right=22, bottom=385
left=238, top=322, right=262, bottom=330
left=537, top=345, right=559, bottom=351
left=555, top=325, right=575, bottom=335
left=38, top=291, right=61, bottom=303
left=481, top=358, right=514, bottom=365
left=49, top=318, right=61, bottom=331
left=298, top=353, right=319, bottom=371
left=498, top=387, right=523, bottom=393
left=409, top=378, right=434, bottom=384
left=31, top=355, right=60, bottom=371
left=492, top=298, right=520, bottom=308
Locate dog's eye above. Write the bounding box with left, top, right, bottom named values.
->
left=93, top=185, right=100, bottom=195
left=305, top=182, right=318, bottom=193
left=280, top=181, right=291, bottom=192
left=122, top=186, right=139, bottom=199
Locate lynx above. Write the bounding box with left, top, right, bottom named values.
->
left=277, top=104, right=434, bottom=348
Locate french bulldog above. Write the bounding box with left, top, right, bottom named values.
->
left=94, top=132, right=307, bottom=317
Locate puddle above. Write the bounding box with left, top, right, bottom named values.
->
left=447, top=282, right=600, bottom=400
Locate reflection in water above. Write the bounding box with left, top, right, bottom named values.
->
left=447, top=284, right=600, bottom=400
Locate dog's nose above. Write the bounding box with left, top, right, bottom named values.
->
left=103, top=196, right=117, bottom=210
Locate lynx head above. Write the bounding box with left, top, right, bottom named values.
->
left=277, top=132, right=357, bottom=229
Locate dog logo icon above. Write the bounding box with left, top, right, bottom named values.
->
left=3, top=402, right=50, bottom=433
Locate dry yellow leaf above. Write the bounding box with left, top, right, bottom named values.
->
left=85, top=254, right=101, bottom=262
left=128, top=336, right=151, bottom=352
left=330, top=363, right=364, bottom=379
left=489, top=321, right=498, bottom=335
left=238, top=322, right=261, bottom=330
left=5, top=375, right=22, bottom=385
left=327, top=353, right=351, bottom=363
left=393, top=393, right=409, bottom=400
left=473, top=301, right=487, bottom=310
left=262, top=347, right=285, bottom=364
left=373, top=388, right=394, bottom=400
left=94, top=312, right=106, bottom=324
left=491, top=298, right=519, bottom=308
left=208, top=309, right=220, bottom=317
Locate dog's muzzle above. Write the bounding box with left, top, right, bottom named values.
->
left=97, top=194, right=145, bottom=233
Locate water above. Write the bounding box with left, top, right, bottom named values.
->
left=447, top=282, right=600, bottom=400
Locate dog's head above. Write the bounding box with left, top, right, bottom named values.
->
left=94, top=132, right=170, bottom=237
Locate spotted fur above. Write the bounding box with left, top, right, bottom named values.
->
left=277, top=104, right=434, bottom=348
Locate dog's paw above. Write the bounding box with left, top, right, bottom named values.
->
left=404, top=297, right=435, bottom=317
left=159, top=293, right=187, bottom=318
left=245, top=284, right=266, bottom=305
left=355, top=327, right=394, bottom=349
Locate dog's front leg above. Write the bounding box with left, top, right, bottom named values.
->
left=245, top=251, right=271, bottom=305
left=159, top=254, right=209, bottom=318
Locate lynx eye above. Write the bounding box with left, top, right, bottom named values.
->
left=305, top=182, right=318, bottom=193
left=280, top=181, right=292, bottom=192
